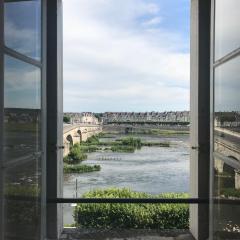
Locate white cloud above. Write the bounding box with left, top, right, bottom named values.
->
left=63, top=0, right=190, bottom=112
left=143, top=17, right=162, bottom=26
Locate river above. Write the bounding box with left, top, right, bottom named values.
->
left=63, top=134, right=190, bottom=225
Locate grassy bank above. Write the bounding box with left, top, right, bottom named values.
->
left=64, top=164, right=101, bottom=174
left=74, top=188, right=189, bottom=229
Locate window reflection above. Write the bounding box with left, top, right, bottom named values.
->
left=4, top=0, right=41, bottom=60
left=213, top=53, right=240, bottom=239
left=214, top=56, right=240, bottom=157
left=3, top=55, right=41, bottom=162
left=215, top=0, right=240, bottom=60
left=213, top=157, right=240, bottom=239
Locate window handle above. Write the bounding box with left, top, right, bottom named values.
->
left=56, top=145, right=65, bottom=149
left=191, top=146, right=199, bottom=150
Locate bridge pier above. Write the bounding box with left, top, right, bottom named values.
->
left=235, top=171, right=240, bottom=189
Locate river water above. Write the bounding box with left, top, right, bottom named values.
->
left=63, top=134, right=190, bottom=224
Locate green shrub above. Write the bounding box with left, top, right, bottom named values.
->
left=85, top=135, right=100, bottom=145
left=64, top=164, right=101, bottom=173
left=67, top=144, right=87, bottom=163
left=74, top=188, right=189, bottom=229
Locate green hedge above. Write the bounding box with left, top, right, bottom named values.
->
left=74, top=188, right=189, bottom=229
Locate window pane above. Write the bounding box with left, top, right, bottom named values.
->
left=215, top=0, right=240, bottom=60
left=4, top=0, right=41, bottom=60
left=213, top=55, right=240, bottom=239
left=214, top=56, right=240, bottom=156
left=3, top=56, right=42, bottom=239
left=213, top=157, right=240, bottom=239
left=3, top=55, right=41, bottom=161
left=3, top=161, right=41, bottom=240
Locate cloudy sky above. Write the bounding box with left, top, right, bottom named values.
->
left=63, top=0, right=190, bottom=112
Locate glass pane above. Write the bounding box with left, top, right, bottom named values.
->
left=3, top=55, right=41, bottom=162
left=213, top=157, right=240, bottom=239
left=3, top=160, right=41, bottom=240
left=214, top=56, right=240, bottom=157
left=213, top=55, right=240, bottom=239
left=4, top=0, right=41, bottom=60
left=3, top=56, right=42, bottom=239
left=215, top=0, right=240, bottom=60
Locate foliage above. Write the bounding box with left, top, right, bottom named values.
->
left=142, top=142, right=170, bottom=147
left=110, top=145, right=135, bottom=152
left=121, top=137, right=142, bottom=148
left=63, top=115, right=71, bottom=123
left=93, top=113, right=103, bottom=121
left=79, top=145, right=100, bottom=153
left=85, top=135, right=100, bottom=145
left=67, top=144, right=88, bottom=163
left=64, top=164, right=101, bottom=173
left=5, top=184, right=40, bottom=224
left=220, top=188, right=240, bottom=198
left=6, top=184, right=39, bottom=197
left=150, top=129, right=189, bottom=135
left=74, top=188, right=189, bottom=229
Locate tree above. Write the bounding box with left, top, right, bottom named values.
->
left=63, top=115, right=71, bottom=123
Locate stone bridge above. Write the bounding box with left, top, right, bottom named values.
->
left=63, top=124, right=102, bottom=156
left=214, top=127, right=240, bottom=189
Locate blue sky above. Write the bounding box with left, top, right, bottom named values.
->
left=63, top=0, right=190, bottom=112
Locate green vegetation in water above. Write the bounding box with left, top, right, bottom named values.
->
left=64, top=143, right=101, bottom=173
left=110, top=145, right=135, bottom=152
left=82, top=135, right=170, bottom=152
left=64, top=144, right=88, bottom=164
left=74, top=188, right=189, bottom=229
left=64, top=164, right=101, bottom=174
left=85, top=135, right=100, bottom=144
left=150, top=129, right=189, bottom=135
left=142, top=142, right=170, bottom=147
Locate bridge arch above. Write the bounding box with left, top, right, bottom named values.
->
left=222, top=161, right=236, bottom=188
left=66, top=134, right=73, bottom=147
